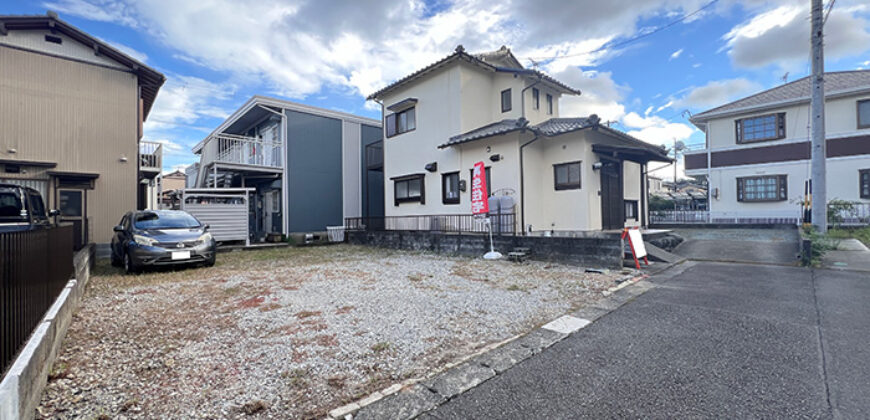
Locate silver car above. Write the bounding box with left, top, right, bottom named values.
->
left=111, top=210, right=216, bottom=273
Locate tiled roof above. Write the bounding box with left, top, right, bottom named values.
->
left=439, top=117, right=594, bottom=148
left=439, top=119, right=527, bottom=148
left=692, top=70, right=870, bottom=121
left=367, top=45, right=580, bottom=100
left=440, top=117, right=670, bottom=162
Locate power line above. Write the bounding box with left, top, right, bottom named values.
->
left=522, top=0, right=719, bottom=63
left=823, top=0, right=835, bottom=25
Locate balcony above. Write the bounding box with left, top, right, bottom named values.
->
left=200, top=134, right=283, bottom=170
left=139, top=141, right=163, bottom=179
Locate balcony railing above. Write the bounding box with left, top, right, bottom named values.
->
left=201, top=134, right=283, bottom=169
left=139, top=141, right=163, bottom=172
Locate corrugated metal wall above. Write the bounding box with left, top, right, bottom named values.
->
left=0, top=45, right=139, bottom=243
left=286, top=110, right=343, bottom=232
left=182, top=203, right=248, bottom=242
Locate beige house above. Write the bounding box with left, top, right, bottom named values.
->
left=0, top=13, right=165, bottom=248
left=367, top=46, right=669, bottom=233
left=685, top=71, right=870, bottom=223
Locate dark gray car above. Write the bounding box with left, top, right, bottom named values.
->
left=0, top=183, right=56, bottom=233
left=111, top=210, right=216, bottom=273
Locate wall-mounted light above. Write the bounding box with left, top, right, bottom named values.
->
left=459, top=180, right=467, bottom=192
left=489, top=154, right=502, bottom=162
left=7, top=148, right=16, bottom=154
left=486, top=146, right=491, bottom=153
left=424, top=162, right=437, bottom=172
left=592, top=162, right=603, bottom=170
left=119, top=155, right=128, bottom=163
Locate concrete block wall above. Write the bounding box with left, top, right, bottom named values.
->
left=0, top=245, right=94, bottom=420
left=346, top=231, right=623, bottom=269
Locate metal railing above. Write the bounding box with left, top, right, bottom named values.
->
left=205, top=134, right=283, bottom=168
left=1, top=225, right=74, bottom=375
left=139, top=141, right=163, bottom=171
left=650, top=210, right=800, bottom=225
left=828, top=202, right=870, bottom=227
left=345, top=213, right=517, bottom=235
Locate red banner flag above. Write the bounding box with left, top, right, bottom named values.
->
left=471, top=161, right=489, bottom=215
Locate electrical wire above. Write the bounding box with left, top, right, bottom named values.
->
left=823, top=0, right=835, bottom=25
left=522, top=0, right=719, bottom=63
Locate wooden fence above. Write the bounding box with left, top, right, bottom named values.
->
left=1, top=225, right=73, bottom=375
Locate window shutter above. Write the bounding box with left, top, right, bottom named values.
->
left=735, top=120, right=742, bottom=143
left=777, top=113, right=786, bottom=138
left=737, top=178, right=744, bottom=202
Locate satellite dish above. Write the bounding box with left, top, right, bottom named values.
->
left=675, top=140, right=686, bottom=151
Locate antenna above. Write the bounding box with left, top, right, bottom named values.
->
left=528, top=58, right=540, bottom=69
left=781, top=72, right=789, bottom=83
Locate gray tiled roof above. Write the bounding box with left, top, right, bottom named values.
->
left=440, top=117, right=594, bottom=148
left=692, top=70, right=870, bottom=121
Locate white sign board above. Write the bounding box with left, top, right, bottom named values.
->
left=628, top=229, right=647, bottom=258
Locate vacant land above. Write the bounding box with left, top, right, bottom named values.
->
left=37, top=245, right=623, bottom=419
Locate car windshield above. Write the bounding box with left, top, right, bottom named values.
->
left=0, top=190, right=25, bottom=222
left=134, top=211, right=201, bottom=229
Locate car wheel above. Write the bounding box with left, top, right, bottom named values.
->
left=124, top=251, right=139, bottom=274
left=204, top=255, right=216, bottom=267
left=110, top=250, right=122, bottom=267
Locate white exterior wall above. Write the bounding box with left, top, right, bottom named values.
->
left=342, top=120, right=362, bottom=218
left=705, top=95, right=870, bottom=149
left=623, top=161, right=642, bottom=228
left=382, top=65, right=462, bottom=216
left=690, top=93, right=870, bottom=220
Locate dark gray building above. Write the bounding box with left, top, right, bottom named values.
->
left=190, top=96, right=383, bottom=242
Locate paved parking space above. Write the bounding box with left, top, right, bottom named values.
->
left=672, top=228, right=801, bottom=264
left=426, top=260, right=870, bottom=419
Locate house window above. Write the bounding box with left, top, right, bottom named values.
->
left=737, top=175, right=788, bottom=202
left=442, top=172, right=460, bottom=205
left=385, top=107, right=416, bottom=138
left=735, top=113, right=785, bottom=143
left=553, top=161, right=581, bottom=190
left=858, top=100, right=870, bottom=129
left=532, top=88, right=540, bottom=110
left=393, top=174, right=424, bottom=205
left=501, top=89, right=512, bottom=113
left=861, top=169, right=870, bottom=199
left=546, top=94, right=553, bottom=115
left=624, top=200, right=638, bottom=221
left=468, top=167, right=492, bottom=197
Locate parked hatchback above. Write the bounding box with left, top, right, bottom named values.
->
left=111, top=210, right=216, bottom=273
left=0, top=183, right=57, bottom=233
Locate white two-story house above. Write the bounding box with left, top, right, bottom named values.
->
left=367, top=46, right=670, bottom=233
left=685, top=70, right=870, bottom=223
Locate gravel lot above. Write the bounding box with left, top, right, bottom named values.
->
left=37, top=244, right=623, bottom=419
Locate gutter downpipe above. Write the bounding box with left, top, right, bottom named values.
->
left=520, top=77, right=543, bottom=121
left=519, top=128, right=540, bottom=236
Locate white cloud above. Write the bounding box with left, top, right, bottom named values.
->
left=553, top=67, right=628, bottom=122
left=723, top=2, right=870, bottom=69
left=675, top=78, right=762, bottom=109
left=106, top=40, right=148, bottom=63
left=669, top=48, right=684, bottom=60
left=144, top=75, right=235, bottom=133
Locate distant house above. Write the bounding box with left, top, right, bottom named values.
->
left=685, top=71, right=870, bottom=223
left=367, top=45, right=670, bottom=233
left=189, top=96, right=383, bottom=242
left=0, top=12, right=165, bottom=248
left=158, top=170, right=187, bottom=209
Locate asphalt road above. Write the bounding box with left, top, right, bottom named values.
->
left=424, top=238, right=868, bottom=418
left=672, top=227, right=801, bottom=264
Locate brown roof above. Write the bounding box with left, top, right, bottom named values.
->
left=0, top=12, right=165, bottom=119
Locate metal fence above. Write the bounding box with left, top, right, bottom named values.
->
left=650, top=210, right=710, bottom=224
left=1, top=225, right=74, bottom=375
left=650, top=210, right=800, bottom=225
left=828, top=202, right=870, bottom=227
left=345, top=213, right=517, bottom=235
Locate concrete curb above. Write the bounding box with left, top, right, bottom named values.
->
left=325, top=266, right=669, bottom=420
left=0, top=245, right=94, bottom=420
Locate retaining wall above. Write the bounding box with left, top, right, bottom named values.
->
left=0, top=244, right=94, bottom=420
left=347, top=231, right=623, bottom=269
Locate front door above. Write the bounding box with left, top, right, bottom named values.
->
left=58, top=189, right=86, bottom=249
left=599, top=161, right=624, bottom=230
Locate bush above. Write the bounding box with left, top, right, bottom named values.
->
left=801, top=225, right=837, bottom=266
left=827, top=199, right=856, bottom=228
left=649, top=195, right=675, bottom=211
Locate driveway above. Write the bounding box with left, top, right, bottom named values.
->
left=672, top=227, right=801, bottom=264
left=426, top=261, right=869, bottom=419
left=422, top=229, right=869, bottom=419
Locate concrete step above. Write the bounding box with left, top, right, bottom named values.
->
left=643, top=242, right=686, bottom=264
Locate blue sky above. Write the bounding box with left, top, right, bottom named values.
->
left=5, top=0, right=870, bottom=179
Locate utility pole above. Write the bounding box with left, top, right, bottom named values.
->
left=810, top=0, right=827, bottom=233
